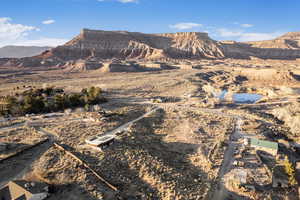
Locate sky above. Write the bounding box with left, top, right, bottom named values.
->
left=0, top=0, right=300, bottom=47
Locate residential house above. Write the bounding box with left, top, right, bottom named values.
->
left=0, top=181, right=49, bottom=200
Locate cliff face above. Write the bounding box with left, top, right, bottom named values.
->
left=48, top=29, right=225, bottom=60
left=2, top=29, right=300, bottom=69
left=49, top=29, right=300, bottom=61
left=221, top=32, right=300, bottom=59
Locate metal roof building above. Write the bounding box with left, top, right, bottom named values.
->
left=250, top=138, right=278, bottom=156
left=0, top=181, right=49, bottom=200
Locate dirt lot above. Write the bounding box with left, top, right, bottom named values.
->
left=1, top=59, right=300, bottom=199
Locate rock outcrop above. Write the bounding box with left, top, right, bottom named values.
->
left=45, top=29, right=225, bottom=61
left=2, top=29, right=300, bottom=69
left=221, top=32, right=300, bottom=59
left=63, top=60, right=103, bottom=72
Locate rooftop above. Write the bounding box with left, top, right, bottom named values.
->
left=0, top=180, right=49, bottom=200
left=250, top=138, right=278, bottom=150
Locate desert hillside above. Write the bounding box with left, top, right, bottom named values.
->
left=43, top=29, right=225, bottom=61
left=47, top=29, right=300, bottom=61
left=221, top=32, right=300, bottom=59
left=0, top=46, right=51, bottom=58
left=2, top=29, right=300, bottom=69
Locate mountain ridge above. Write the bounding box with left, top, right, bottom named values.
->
left=0, top=45, right=51, bottom=58
left=2, top=29, right=300, bottom=69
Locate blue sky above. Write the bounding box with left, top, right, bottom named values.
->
left=0, top=0, right=299, bottom=47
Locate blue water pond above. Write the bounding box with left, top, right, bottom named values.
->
left=218, top=90, right=263, bottom=104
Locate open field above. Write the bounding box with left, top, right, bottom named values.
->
left=1, top=58, right=300, bottom=199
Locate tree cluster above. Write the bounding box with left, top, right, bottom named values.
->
left=0, top=86, right=107, bottom=116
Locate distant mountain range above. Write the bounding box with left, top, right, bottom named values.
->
left=1, top=29, right=300, bottom=69
left=0, top=46, right=51, bottom=58
left=41, top=29, right=300, bottom=61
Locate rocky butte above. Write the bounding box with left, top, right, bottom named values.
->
left=44, top=29, right=225, bottom=61
left=1, top=29, right=300, bottom=69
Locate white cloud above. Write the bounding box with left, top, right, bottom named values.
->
left=216, top=28, right=283, bottom=42
left=42, top=19, right=55, bottom=25
left=169, top=22, right=202, bottom=30
left=238, top=32, right=283, bottom=41
left=217, top=28, right=243, bottom=37
left=240, top=24, right=253, bottom=28
left=0, top=17, right=39, bottom=41
left=0, top=17, right=67, bottom=47
left=14, top=37, right=68, bottom=47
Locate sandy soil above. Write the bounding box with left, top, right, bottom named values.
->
left=1, top=59, right=300, bottom=199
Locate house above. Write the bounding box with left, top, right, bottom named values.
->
left=250, top=138, right=278, bottom=156
left=0, top=180, right=49, bottom=200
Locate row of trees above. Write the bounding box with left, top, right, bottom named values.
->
left=0, top=86, right=106, bottom=116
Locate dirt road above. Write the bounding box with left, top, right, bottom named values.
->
left=104, top=106, right=161, bottom=137
left=0, top=125, right=56, bottom=188
left=0, top=140, right=53, bottom=188
left=0, top=122, right=25, bottom=132
left=212, top=117, right=244, bottom=200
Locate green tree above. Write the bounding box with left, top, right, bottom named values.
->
left=6, top=96, right=24, bottom=116
left=87, top=87, right=102, bottom=104
left=54, top=94, right=69, bottom=111
left=284, top=156, right=297, bottom=185
left=22, top=95, right=45, bottom=114
left=68, top=94, right=84, bottom=107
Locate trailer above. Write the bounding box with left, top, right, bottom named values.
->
left=85, top=135, right=116, bottom=148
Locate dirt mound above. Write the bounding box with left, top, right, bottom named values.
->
left=271, top=102, right=300, bottom=142
left=99, top=62, right=177, bottom=73
left=237, top=68, right=300, bottom=84
left=221, top=32, right=300, bottom=59
left=64, top=60, right=103, bottom=72
left=99, top=62, right=140, bottom=73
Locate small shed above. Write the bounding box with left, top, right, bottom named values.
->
left=250, top=138, right=278, bottom=156
left=85, top=135, right=115, bottom=147
left=0, top=180, right=49, bottom=200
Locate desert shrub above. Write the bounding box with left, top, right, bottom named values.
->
left=22, top=95, right=45, bottom=114
left=43, top=87, right=55, bottom=96
left=68, top=93, right=84, bottom=108
left=81, top=88, right=88, bottom=95
left=53, top=94, right=70, bottom=111
left=0, top=86, right=106, bottom=116
left=85, top=86, right=103, bottom=104
left=84, top=104, right=90, bottom=111
left=283, top=156, right=297, bottom=185
left=6, top=96, right=23, bottom=115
